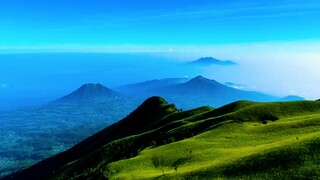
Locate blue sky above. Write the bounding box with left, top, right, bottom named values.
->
left=1, top=0, right=320, bottom=51
left=0, top=0, right=320, bottom=101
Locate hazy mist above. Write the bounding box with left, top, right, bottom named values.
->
left=0, top=49, right=319, bottom=111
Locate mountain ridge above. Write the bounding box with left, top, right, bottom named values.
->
left=115, top=78, right=188, bottom=94
left=153, top=75, right=278, bottom=108
left=190, top=57, right=237, bottom=66
left=3, top=96, right=178, bottom=180
left=4, top=97, right=320, bottom=179
left=115, top=75, right=307, bottom=109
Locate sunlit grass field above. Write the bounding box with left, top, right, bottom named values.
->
left=106, top=102, right=320, bottom=179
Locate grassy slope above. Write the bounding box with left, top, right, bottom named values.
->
left=5, top=99, right=320, bottom=179
left=3, top=97, right=182, bottom=180
left=105, top=101, right=320, bottom=179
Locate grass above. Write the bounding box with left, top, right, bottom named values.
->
left=103, top=101, right=320, bottom=179
left=5, top=99, right=320, bottom=179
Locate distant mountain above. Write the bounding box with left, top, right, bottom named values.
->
left=116, top=76, right=308, bottom=110
left=115, top=78, right=188, bottom=94
left=279, top=95, right=305, bottom=101
left=55, top=83, right=120, bottom=104
left=116, top=76, right=278, bottom=109
left=190, top=57, right=237, bottom=66
left=5, top=97, right=320, bottom=179
left=0, top=83, right=141, bottom=177
left=173, top=75, right=231, bottom=94
left=152, top=75, right=278, bottom=108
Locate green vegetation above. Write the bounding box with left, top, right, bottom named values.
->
left=4, top=98, right=320, bottom=179
left=0, top=96, right=139, bottom=177
left=104, top=115, right=320, bottom=179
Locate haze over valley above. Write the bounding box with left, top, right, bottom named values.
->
left=0, top=52, right=318, bottom=112
left=1, top=0, right=320, bottom=179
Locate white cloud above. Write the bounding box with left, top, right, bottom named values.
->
left=166, top=40, right=320, bottom=100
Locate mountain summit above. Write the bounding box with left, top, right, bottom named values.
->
left=184, top=75, right=224, bottom=88
left=55, top=83, right=119, bottom=103
left=279, top=95, right=305, bottom=101
left=190, top=57, right=237, bottom=66
left=154, top=75, right=278, bottom=108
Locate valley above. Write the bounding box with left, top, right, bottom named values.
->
left=2, top=0, right=320, bottom=179
left=0, top=76, right=315, bottom=179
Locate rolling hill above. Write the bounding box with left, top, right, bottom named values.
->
left=4, top=96, right=320, bottom=179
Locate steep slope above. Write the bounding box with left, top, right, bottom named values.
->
left=55, top=83, right=120, bottom=104
left=4, top=97, right=179, bottom=180
left=4, top=98, right=320, bottom=179
left=0, top=83, right=141, bottom=178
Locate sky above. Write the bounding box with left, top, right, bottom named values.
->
left=0, top=0, right=320, bottom=108
left=1, top=0, right=320, bottom=51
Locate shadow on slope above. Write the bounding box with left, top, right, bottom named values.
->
left=4, top=97, right=178, bottom=180
left=4, top=98, right=320, bottom=179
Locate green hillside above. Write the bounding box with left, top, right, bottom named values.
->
left=4, top=97, right=320, bottom=179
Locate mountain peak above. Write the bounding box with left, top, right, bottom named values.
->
left=55, top=83, right=119, bottom=104
left=279, top=95, right=305, bottom=102
left=186, top=75, right=219, bottom=85
left=191, top=57, right=237, bottom=66
left=78, top=83, right=104, bottom=90
left=126, top=96, right=172, bottom=121
left=194, top=75, right=206, bottom=80
left=137, top=96, right=168, bottom=110
left=72, top=83, right=114, bottom=96
left=77, top=83, right=110, bottom=92
left=198, top=57, right=220, bottom=62
left=121, top=96, right=177, bottom=131
left=179, top=75, right=227, bottom=93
